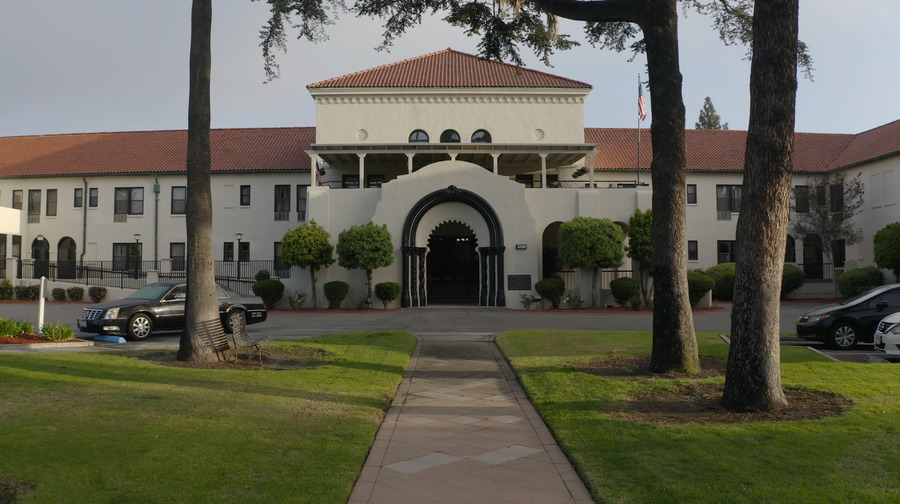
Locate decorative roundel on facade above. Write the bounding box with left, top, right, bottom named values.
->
left=357, top=129, right=368, bottom=141
left=533, top=129, right=545, bottom=141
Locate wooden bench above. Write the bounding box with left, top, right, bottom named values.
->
left=230, top=314, right=268, bottom=364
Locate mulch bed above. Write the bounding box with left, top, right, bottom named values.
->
left=574, top=354, right=851, bottom=425
left=0, top=334, right=60, bottom=344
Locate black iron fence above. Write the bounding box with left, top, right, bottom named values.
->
left=15, top=259, right=289, bottom=295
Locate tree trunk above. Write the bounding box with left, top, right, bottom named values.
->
left=178, top=0, right=233, bottom=362
left=722, top=0, right=798, bottom=411
left=591, top=267, right=598, bottom=308
left=310, top=267, right=319, bottom=309
left=641, top=0, right=699, bottom=374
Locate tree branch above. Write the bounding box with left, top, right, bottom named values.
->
left=533, top=0, right=642, bottom=24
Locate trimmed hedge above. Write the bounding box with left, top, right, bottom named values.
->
left=781, top=264, right=806, bottom=299
left=88, top=286, right=107, bottom=303
left=0, top=280, right=13, bottom=300
left=706, top=262, right=736, bottom=301
left=837, top=267, right=884, bottom=298
left=51, top=288, right=67, bottom=302
left=535, top=277, right=566, bottom=309
left=252, top=279, right=285, bottom=309
left=609, top=277, right=640, bottom=308
left=374, top=282, right=401, bottom=310
left=66, top=286, right=84, bottom=302
left=687, top=271, right=715, bottom=307
left=323, top=281, right=349, bottom=309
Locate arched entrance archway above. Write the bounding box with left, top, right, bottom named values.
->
left=31, top=236, right=50, bottom=279
left=401, top=186, right=505, bottom=307
left=58, top=237, right=77, bottom=279
left=426, top=221, right=479, bottom=304
left=803, top=235, right=824, bottom=280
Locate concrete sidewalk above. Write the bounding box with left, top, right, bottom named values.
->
left=348, top=333, right=593, bottom=504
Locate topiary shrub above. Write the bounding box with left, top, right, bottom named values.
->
left=51, top=288, right=67, bottom=302
left=687, top=270, right=715, bottom=307
left=14, top=285, right=40, bottom=301
left=252, top=278, right=285, bottom=309
left=781, top=264, right=806, bottom=299
left=374, top=282, right=401, bottom=310
left=66, top=286, right=84, bottom=302
left=0, top=280, right=13, bottom=300
left=255, top=269, right=271, bottom=281
left=323, top=281, right=349, bottom=309
left=837, top=266, right=884, bottom=298
left=88, top=286, right=107, bottom=303
left=535, top=277, right=566, bottom=309
left=706, top=262, right=736, bottom=301
left=609, top=277, right=641, bottom=307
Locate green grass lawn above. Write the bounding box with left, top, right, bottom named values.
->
left=0, top=331, right=416, bottom=504
left=496, top=330, right=900, bottom=504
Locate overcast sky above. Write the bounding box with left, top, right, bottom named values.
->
left=1, top=1, right=897, bottom=138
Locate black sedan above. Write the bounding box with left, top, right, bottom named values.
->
left=77, top=282, right=267, bottom=340
left=796, top=283, right=900, bottom=349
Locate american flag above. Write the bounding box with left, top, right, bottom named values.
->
left=638, top=80, right=647, bottom=121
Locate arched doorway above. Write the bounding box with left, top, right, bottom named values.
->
left=803, top=235, right=824, bottom=280
left=58, top=237, right=77, bottom=279
left=31, top=236, right=50, bottom=279
left=401, top=185, right=505, bottom=307
left=426, top=221, right=479, bottom=304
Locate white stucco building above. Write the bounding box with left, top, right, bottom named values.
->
left=2, top=49, right=899, bottom=307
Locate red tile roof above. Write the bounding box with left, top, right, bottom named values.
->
left=307, top=48, right=593, bottom=89
left=586, top=128, right=858, bottom=174
left=0, top=128, right=314, bottom=178
left=828, top=119, right=900, bottom=169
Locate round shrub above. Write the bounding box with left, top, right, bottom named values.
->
left=374, top=282, right=401, bottom=309
left=51, top=288, right=67, bottom=302
left=0, top=280, right=13, bottom=300
left=323, top=281, right=349, bottom=309
left=66, top=286, right=84, bottom=302
left=687, top=271, right=715, bottom=307
left=88, top=286, right=107, bottom=303
left=535, top=277, right=566, bottom=309
left=609, top=277, right=640, bottom=307
left=706, top=262, right=736, bottom=301
left=252, top=278, right=285, bottom=309
left=781, top=264, right=806, bottom=299
left=14, top=285, right=40, bottom=301
left=837, top=267, right=884, bottom=298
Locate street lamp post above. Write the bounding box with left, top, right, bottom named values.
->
left=235, top=233, right=243, bottom=279
left=133, top=233, right=141, bottom=279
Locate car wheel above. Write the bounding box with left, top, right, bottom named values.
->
left=127, top=313, right=153, bottom=341
left=828, top=322, right=858, bottom=350
left=224, top=310, right=245, bottom=334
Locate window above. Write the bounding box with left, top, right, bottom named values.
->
left=367, top=175, right=385, bottom=188
left=171, top=186, right=186, bottom=214
left=74, top=188, right=83, bottom=208
left=440, top=129, right=461, bottom=143
left=785, top=235, right=796, bottom=263
left=342, top=175, right=360, bottom=189
left=687, top=240, right=698, bottom=261
left=223, top=242, right=234, bottom=262
left=794, top=185, right=809, bottom=213
left=170, top=242, right=186, bottom=271
left=832, top=239, right=846, bottom=269
left=471, top=129, right=492, bottom=143
left=716, top=185, right=741, bottom=214
left=239, top=241, right=250, bottom=261
left=717, top=240, right=737, bottom=264
left=240, top=185, right=251, bottom=206
left=274, top=185, right=290, bottom=220
left=408, top=129, right=429, bottom=143
left=515, top=175, right=534, bottom=188
left=112, top=242, right=141, bottom=271
left=27, top=190, right=40, bottom=223
left=89, top=188, right=98, bottom=208
left=296, top=185, right=308, bottom=221
left=0, top=234, right=6, bottom=278
left=274, top=242, right=290, bottom=276
left=46, top=189, right=57, bottom=217
left=686, top=184, right=697, bottom=204
left=830, top=182, right=844, bottom=214
left=12, top=190, right=22, bottom=210
left=114, top=187, right=144, bottom=215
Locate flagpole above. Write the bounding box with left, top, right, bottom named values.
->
left=637, top=74, right=642, bottom=185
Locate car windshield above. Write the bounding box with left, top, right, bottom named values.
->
left=841, top=286, right=889, bottom=306
left=128, top=284, right=175, bottom=300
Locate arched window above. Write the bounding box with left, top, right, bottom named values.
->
left=785, top=235, right=796, bottom=263
left=440, top=129, right=461, bottom=143
left=471, top=129, right=492, bottom=143
left=409, top=129, right=429, bottom=143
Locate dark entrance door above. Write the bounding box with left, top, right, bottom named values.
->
left=426, top=222, right=479, bottom=305
left=58, top=237, right=77, bottom=279
left=803, top=235, right=824, bottom=280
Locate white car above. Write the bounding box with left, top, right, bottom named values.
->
left=874, top=312, right=900, bottom=355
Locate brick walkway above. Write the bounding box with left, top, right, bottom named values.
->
left=348, top=333, right=593, bottom=504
